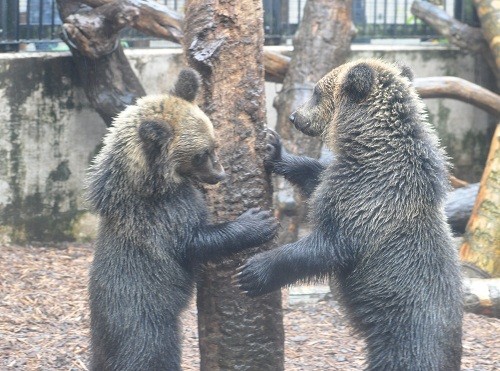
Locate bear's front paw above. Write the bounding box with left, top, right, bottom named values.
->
left=236, top=253, right=276, bottom=297
left=263, top=129, right=283, bottom=171
left=235, top=208, right=279, bottom=246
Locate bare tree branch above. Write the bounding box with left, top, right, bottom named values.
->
left=413, top=77, right=500, bottom=117
left=61, top=0, right=182, bottom=58
left=57, top=0, right=146, bottom=125
left=411, top=1, right=498, bottom=84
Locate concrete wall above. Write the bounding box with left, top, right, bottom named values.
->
left=0, top=46, right=495, bottom=242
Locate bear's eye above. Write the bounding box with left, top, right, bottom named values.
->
left=193, top=150, right=209, bottom=167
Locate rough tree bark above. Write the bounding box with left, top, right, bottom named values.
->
left=411, top=0, right=499, bottom=88
left=56, top=0, right=147, bottom=126
left=460, top=124, right=500, bottom=277
left=273, top=0, right=355, bottom=245
left=183, top=1, right=284, bottom=370
left=473, top=0, right=500, bottom=71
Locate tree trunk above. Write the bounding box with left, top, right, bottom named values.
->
left=473, top=0, right=500, bottom=72
left=183, top=1, right=284, bottom=370
left=411, top=0, right=499, bottom=87
left=273, top=0, right=355, bottom=245
left=459, top=124, right=500, bottom=277
left=56, top=0, right=146, bottom=126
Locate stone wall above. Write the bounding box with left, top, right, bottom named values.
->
left=0, top=46, right=495, bottom=242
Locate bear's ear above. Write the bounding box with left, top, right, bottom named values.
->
left=172, top=68, right=201, bottom=102
left=396, top=62, right=414, bottom=81
left=341, top=63, right=374, bottom=102
left=138, top=120, right=172, bottom=145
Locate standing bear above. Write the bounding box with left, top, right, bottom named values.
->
left=87, top=68, right=278, bottom=371
left=238, top=59, right=463, bottom=370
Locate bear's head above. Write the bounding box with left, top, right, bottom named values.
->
left=289, top=59, right=416, bottom=145
left=88, top=68, right=225, bottom=208
left=135, top=69, right=225, bottom=186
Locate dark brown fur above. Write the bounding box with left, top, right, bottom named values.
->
left=239, top=59, right=463, bottom=370
left=87, top=69, right=278, bottom=371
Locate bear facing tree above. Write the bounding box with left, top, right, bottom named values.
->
left=86, top=69, right=278, bottom=371
left=238, top=59, right=463, bottom=370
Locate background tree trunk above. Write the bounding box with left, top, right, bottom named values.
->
left=460, top=124, right=500, bottom=277
left=473, top=0, right=500, bottom=71
left=183, top=1, right=284, bottom=370
left=56, top=0, right=146, bottom=126
left=273, top=0, right=355, bottom=245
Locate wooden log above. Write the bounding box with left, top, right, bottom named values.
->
left=63, top=0, right=182, bottom=58
left=445, top=183, right=479, bottom=234
left=411, top=0, right=487, bottom=52
left=56, top=0, right=146, bottom=126
left=413, top=77, right=500, bottom=117
left=473, top=0, right=500, bottom=71
left=83, top=0, right=183, bottom=43
left=459, top=124, right=500, bottom=277
left=184, top=1, right=284, bottom=369
left=463, top=278, right=500, bottom=317
left=264, top=51, right=291, bottom=83
left=411, top=0, right=498, bottom=85
left=450, top=175, right=469, bottom=188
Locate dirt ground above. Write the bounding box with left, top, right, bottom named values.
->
left=1, top=243, right=499, bottom=370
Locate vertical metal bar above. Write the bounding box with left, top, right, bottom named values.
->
left=16, top=0, right=20, bottom=41
left=0, top=1, right=4, bottom=43
left=393, top=0, right=397, bottom=37
left=51, top=0, right=56, bottom=40
left=404, top=0, right=408, bottom=37
left=38, top=0, right=43, bottom=40
left=298, top=0, right=301, bottom=23
left=373, top=0, right=378, bottom=38
left=383, top=0, right=387, bottom=36
left=413, top=0, right=417, bottom=35
left=27, top=0, right=32, bottom=40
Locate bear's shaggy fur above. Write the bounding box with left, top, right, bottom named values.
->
left=238, top=59, right=463, bottom=370
left=87, top=69, right=278, bottom=371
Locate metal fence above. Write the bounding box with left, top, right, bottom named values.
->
left=0, top=0, right=480, bottom=50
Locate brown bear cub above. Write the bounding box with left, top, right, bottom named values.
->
left=87, top=69, right=278, bottom=371
left=238, top=59, right=463, bottom=370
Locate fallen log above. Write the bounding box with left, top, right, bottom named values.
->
left=463, top=278, right=500, bottom=318
left=445, top=183, right=479, bottom=235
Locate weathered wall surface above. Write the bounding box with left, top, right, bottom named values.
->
left=0, top=47, right=495, bottom=242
